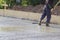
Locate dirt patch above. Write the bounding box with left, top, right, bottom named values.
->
left=10, top=5, right=60, bottom=15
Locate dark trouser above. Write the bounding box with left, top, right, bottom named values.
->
left=40, top=4, right=51, bottom=23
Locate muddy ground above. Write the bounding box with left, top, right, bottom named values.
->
left=11, top=5, right=60, bottom=15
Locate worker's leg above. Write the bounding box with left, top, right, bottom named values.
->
left=46, top=6, right=51, bottom=26
left=40, top=8, right=47, bottom=21
left=39, top=8, right=47, bottom=25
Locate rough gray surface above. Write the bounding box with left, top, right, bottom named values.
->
left=0, top=16, right=60, bottom=40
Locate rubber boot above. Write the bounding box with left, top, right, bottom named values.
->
left=39, top=21, right=41, bottom=25
left=46, top=23, right=49, bottom=27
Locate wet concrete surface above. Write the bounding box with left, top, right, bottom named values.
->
left=0, top=16, right=60, bottom=40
